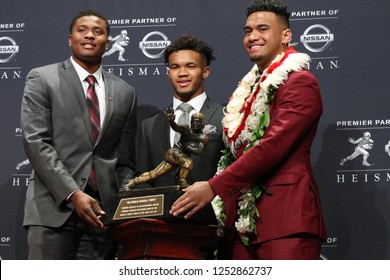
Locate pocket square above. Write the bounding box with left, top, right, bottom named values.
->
left=203, top=124, right=217, bottom=135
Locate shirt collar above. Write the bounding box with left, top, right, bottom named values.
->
left=173, top=92, right=207, bottom=112
left=70, top=56, right=103, bottom=85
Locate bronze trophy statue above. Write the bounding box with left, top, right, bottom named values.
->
left=121, top=107, right=208, bottom=191
left=106, top=107, right=216, bottom=226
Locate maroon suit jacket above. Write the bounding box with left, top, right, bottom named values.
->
left=209, top=69, right=327, bottom=244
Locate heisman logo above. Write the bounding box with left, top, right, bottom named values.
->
left=339, top=132, right=374, bottom=166
left=102, top=30, right=130, bottom=61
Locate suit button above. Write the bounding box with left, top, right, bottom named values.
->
left=81, top=178, right=86, bottom=183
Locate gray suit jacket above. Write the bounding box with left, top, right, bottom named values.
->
left=133, top=97, right=224, bottom=187
left=21, top=59, right=137, bottom=228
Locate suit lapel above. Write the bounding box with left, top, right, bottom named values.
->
left=200, top=97, right=217, bottom=124
left=99, top=71, right=114, bottom=144
left=158, top=110, right=171, bottom=149
left=60, top=60, right=95, bottom=144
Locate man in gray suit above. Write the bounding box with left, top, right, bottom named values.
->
left=128, top=35, right=223, bottom=188
left=21, top=9, right=137, bottom=259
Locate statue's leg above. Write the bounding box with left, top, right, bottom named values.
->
left=177, top=156, right=193, bottom=187
left=149, top=161, right=175, bottom=179
left=124, top=161, right=175, bottom=189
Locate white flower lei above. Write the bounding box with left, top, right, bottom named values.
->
left=212, top=48, right=310, bottom=245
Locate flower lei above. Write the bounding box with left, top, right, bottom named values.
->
left=212, top=47, right=310, bottom=246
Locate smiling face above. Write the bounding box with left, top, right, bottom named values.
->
left=243, top=11, right=291, bottom=71
left=167, top=50, right=210, bottom=102
left=68, top=15, right=109, bottom=72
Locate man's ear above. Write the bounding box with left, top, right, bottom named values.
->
left=202, top=66, right=210, bottom=79
left=282, top=28, right=292, bottom=45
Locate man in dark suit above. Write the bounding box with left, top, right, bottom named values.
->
left=21, top=9, right=137, bottom=259
left=129, top=35, right=223, bottom=188
left=170, top=0, right=327, bottom=259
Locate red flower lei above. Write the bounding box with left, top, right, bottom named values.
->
left=224, top=47, right=298, bottom=146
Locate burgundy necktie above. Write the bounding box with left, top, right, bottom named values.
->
left=86, top=75, right=100, bottom=143
left=85, top=75, right=99, bottom=192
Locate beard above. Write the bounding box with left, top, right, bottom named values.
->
left=248, top=53, right=262, bottom=63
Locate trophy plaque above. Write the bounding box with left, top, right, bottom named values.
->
left=104, top=185, right=217, bottom=226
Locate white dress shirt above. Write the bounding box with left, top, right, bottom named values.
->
left=70, top=56, right=106, bottom=127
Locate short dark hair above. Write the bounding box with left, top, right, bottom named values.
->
left=246, top=0, right=290, bottom=28
left=164, top=34, right=215, bottom=66
left=69, top=9, right=110, bottom=35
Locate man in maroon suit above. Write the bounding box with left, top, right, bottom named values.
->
left=170, top=0, right=327, bottom=259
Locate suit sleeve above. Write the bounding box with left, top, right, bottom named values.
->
left=21, top=68, right=79, bottom=205
left=209, top=70, right=323, bottom=200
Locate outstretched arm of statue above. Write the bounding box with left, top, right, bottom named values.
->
left=164, top=107, right=175, bottom=122
left=164, top=107, right=185, bottom=133
left=348, top=137, right=359, bottom=144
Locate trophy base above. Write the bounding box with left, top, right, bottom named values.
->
left=103, top=185, right=217, bottom=226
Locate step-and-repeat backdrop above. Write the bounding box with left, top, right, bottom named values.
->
left=1, top=0, right=389, bottom=259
